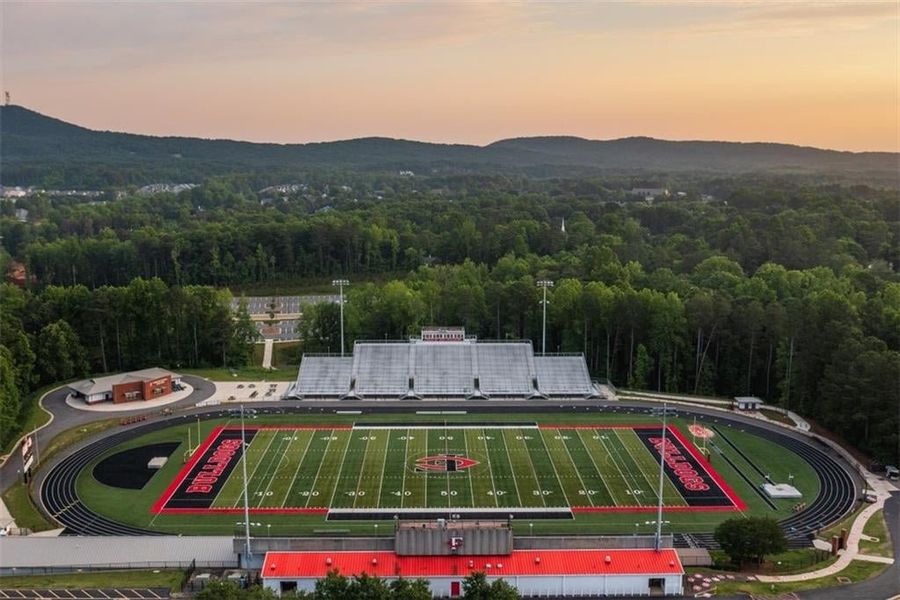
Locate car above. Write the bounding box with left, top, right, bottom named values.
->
left=237, top=384, right=245, bottom=389
left=248, top=383, right=256, bottom=388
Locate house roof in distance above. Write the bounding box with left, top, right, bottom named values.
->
left=68, top=367, right=180, bottom=396
left=262, top=549, right=683, bottom=579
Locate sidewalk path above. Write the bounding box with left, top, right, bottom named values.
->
left=759, top=479, right=896, bottom=583
left=262, top=338, right=274, bottom=369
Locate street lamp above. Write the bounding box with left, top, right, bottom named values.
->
left=331, top=279, right=349, bottom=357
left=536, top=280, right=554, bottom=356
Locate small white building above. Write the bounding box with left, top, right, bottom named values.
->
left=734, top=396, right=764, bottom=411
left=261, top=549, right=684, bottom=597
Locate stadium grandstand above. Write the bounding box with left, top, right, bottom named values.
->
left=286, top=327, right=600, bottom=400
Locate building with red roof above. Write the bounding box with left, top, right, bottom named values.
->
left=261, top=548, right=684, bottom=597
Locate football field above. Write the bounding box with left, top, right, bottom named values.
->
left=154, top=424, right=744, bottom=516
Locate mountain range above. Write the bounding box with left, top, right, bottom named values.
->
left=1, top=105, right=896, bottom=184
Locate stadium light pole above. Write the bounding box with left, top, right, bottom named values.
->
left=651, top=403, right=675, bottom=551
left=332, top=279, right=349, bottom=357
left=537, top=280, right=554, bottom=356
left=240, top=405, right=252, bottom=561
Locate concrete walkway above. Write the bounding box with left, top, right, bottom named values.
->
left=262, top=338, right=274, bottom=369
left=758, top=475, right=896, bottom=582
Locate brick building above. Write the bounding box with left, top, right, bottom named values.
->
left=68, top=368, right=182, bottom=404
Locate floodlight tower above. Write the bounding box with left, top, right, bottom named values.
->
left=650, top=403, right=676, bottom=551
left=332, top=279, right=349, bottom=357
left=537, top=280, right=554, bottom=355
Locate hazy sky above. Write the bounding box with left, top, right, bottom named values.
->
left=2, top=1, right=898, bottom=151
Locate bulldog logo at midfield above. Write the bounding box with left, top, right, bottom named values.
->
left=415, top=454, right=479, bottom=473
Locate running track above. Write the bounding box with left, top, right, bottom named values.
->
left=38, top=402, right=858, bottom=548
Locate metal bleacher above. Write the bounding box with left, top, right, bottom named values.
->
left=353, top=343, right=411, bottom=397
left=534, top=355, right=594, bottom=396
left=414, top=343, right=474, bottom=396
left=288, top=334, right=599, bottom=400
left=476, top=343, right=534, bottom=396
left=294, top=356, right=352, bottom=397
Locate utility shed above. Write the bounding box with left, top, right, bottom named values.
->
left=261, top=548, right=684, bottom=597
left=734, top=396, right=764, bottom=411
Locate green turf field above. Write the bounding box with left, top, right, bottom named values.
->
left=76, top=412, right=819, bottom=536
left=167, top=425, right=730, bottom=513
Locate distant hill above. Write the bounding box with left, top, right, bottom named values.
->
left=1, top=105, right=896, bottom=185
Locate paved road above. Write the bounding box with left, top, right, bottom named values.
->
left=799, top=491, right=899, bottom=600
left=0, top=376, right=215, bottom=496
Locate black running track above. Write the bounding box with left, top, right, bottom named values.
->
left=39, top=403, right=857, bottom=547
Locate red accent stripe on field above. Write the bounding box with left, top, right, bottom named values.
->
left=158, top=507, right=329, bottom=515
left=538, top=424, right=661, bottom=430
left=219, top=425, right=354, bottom=431
left=666, top=424, right=746, bottom=511
left=151, top=425, right=225, bottom=514
left=571, top=505, right=738, bottom=513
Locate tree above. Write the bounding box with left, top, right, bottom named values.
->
left=229, top=299, right=260, bottom=366
left=462, top=572, right=521, bottom=600
left=714, top=517, right=787, bottom=566
left=194, top=581, right=278, bottom=600
left=0, top=346, right=21, bottom=447
left=35, top=320, right=88, bottom=384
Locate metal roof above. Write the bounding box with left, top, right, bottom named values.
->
left=0, top=536, right=235, bottom=569
left=68, top=368, right=180, bottom=396
left=262, top=549, right=683, bottom=579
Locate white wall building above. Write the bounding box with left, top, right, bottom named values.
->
left=261, top=549, right=684, bottom=597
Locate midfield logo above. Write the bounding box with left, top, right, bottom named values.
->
left=415, top=454, right=479, bottom=473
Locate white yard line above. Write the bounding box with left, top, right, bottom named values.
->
left=462, top=429, right=475, bottom=507
left=512, top=429, right=547, bottom=507
left=352, top=433, right=374, bottom=509
left=498, top=428, right=523, bottom=507
left=307, top=430, right=338, bottom=508
left=595, top=430, right=644, bottom=507
left=575, top=429, right=619, bottom=506
left=260, top=431, right=297, bottom=503
left=248, top=433, right=292, bottom=507
left=231, top=432, right=277, bottom=508
left=399, top=429, right=410, bottom=509
left=477, top=429, right=499, bottom=508
left=281, top=430, right=315, bottom=507
left=614, top=429, right=661, bottom=505
left=554, top=429, right=596, bottom=507
left=535, top=429, right=572, bottom=507
left=373, top=430, right=392, bottom=509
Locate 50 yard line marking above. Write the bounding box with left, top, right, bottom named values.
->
left=282, top=430, right=315, bottom=507
left=462, top=429, right=475, bottom=507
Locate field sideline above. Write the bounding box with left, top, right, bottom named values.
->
left=151, top=423, right=744, bottom=516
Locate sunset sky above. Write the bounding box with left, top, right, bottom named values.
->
left=2, top=2, right=898, bottom=151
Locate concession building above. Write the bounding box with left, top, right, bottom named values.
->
left=67, top=368, right=181, bottom=404
left=261, top=549, right=685, bottom=597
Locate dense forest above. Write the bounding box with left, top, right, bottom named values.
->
left=1, top=173, right=897, bottom=462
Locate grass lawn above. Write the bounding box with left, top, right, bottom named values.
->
left=1, top=481, right=55, bottom=532
left=75, top=412, right=821, bottom=537
left=2, top=384, right=58, bottom=454
left=707, top=559, right=887, bottom=596
left=859, top=509, right=893, bottom=557
left=42, top=418, right=121, bottom=467
left=0, top=569, right=186, bottom=589
left=759, top=408, right=795, bottom=426
left=181, top=366, right=297, bottom=381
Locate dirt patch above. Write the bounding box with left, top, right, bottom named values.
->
left=93, top=442, right=180, bottom=489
